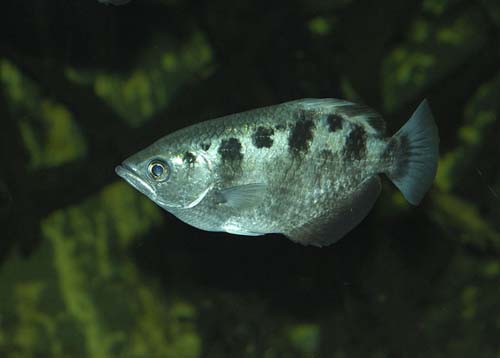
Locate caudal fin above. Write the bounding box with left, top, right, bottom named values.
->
left=386, top=99, right=439, bottom=205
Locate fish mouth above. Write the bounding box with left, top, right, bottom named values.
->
left=115, top=164, right=155, bottom=198
left=115, top=163, right=212, bottom=210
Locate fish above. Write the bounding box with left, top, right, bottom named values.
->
left=116, top=98, right=439, bottom=247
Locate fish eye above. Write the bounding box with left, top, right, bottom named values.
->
left=148, top=160, right=170, bottom=181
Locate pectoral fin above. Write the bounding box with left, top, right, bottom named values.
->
left=285, top=176, right=381, bottom=247
left=218, top=183, right=267, bottom=210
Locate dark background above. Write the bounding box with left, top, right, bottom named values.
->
left=0, top=0, right=499, bottom=357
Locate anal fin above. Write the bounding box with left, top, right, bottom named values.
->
left=285, top=176, right=381, bottom=247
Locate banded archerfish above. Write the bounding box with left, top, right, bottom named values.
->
left=116, top=99, right=439, bottom=247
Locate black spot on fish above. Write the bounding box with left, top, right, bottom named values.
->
left=343, top=125, right=366, bottom=160
left=218, top=138, right=243, bottom=162
left=366, top=116, right=386, bottom=134
left=319, top=149, right=334, bottom=170
left=388, top=134, right=410, bottom=179
left=201, top=142, right=211, bottom=151
left=326, top=114, right=343, bottom=132
left=320, top=149, right=334, bottom=159
left=296, top=110, right=307, bottom=121
left=183, top=151, right=196, bottom=165
left=252, top=126, right=274, bottom=148
left=382, top=137, right=397, bottom=161
left=288, top=112, right=315, bottom=154
left=338, top=103, right=386, bottom=135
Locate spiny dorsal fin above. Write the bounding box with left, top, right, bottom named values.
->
left=295, top=99, right=386, bottom=135
left=337, top=103, right=386, bottom=135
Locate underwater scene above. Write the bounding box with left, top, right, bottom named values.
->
left=1, top=0, right=499, bottom=357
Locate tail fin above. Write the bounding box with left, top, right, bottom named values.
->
left=386, top=99, right=439, bottom=205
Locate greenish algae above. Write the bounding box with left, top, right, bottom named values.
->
left=44, top=211, right=111, bottom=358
left=436, top=17, right=471, bottom=46
left=422, top=0, right=449, bottom=15
left=1, top=179, right=202, bottom=356
left=382, top=10, right=487, bottom=112
left=101, top=182, right=162, bottom=248
left=410, top=19, right=431, bottom=43
left=436, top=110, right=496, bottom=192
left=431, top=72, right=500, bottom=250
left=461, top=285, right=477, bottom=320
left=416, top=251, right=500, bottom=358
left=0, top=60, right=38, bottom=112
left=0, top=26, right=213, bottom=355
left=287, top=323, right=320, bottom=355
left=431, top=192, right=500, bottom=250
left=339, top=75, right=362, bottom=103
left=67, top=31, right=213, bottom=127
left=308, top=17, right=333, bottom=36
left=130, top=289, right=200, bottom=357
left=0, top=237, right=70, bottom=357
left=36, top=181, right=199, bottom=357
left=0, top=59, right=87, bottom=170
left=1, top=2, right=500, bottom=357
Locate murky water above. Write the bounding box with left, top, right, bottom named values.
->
left=0, top=0, right=499, bottom=357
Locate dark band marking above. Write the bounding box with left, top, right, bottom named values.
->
left=201, top=142, right=211, bottom=151
left=288, top=111, right=315, bottom=154
left=382, top=137, right=397, bottom=161
left=275, top=123, right=286, bottom=131
left=343, top=125, right=366, bottom=160
left=326, top=114, right=343, bottom=132
left=252, top=126, right=274, bottom=148
left=338, top=103, right=386, bottom=134
left=183, top=151, right=196, bottom=165
left=366, top=116, right=386, bottom=134
left=319, top=149, right=334, bottom=169
left=218, top=137, right=243, bottom=162
left=388, top=134, right=410, bottom=179
left=296, top=110, right=307, bottom=121
left=320, top=149, right=334, bottom=159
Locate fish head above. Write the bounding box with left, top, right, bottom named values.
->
left=115, top=140, right=214, bottom=210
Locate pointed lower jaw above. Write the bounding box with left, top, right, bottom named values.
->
left=115, top=164, right=155, bottom=198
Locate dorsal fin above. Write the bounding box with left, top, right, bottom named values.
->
left=337, top=103, right=386, bottom=135
left=295, top=99, right=386, bottom=135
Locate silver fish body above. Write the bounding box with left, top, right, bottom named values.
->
left=116, top=99, right=439, bottom=246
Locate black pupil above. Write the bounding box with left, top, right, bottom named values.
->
left=151, top=164, right=164, bottom=177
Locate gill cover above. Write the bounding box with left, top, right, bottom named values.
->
left=156, top=151, right=214, bottom=209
